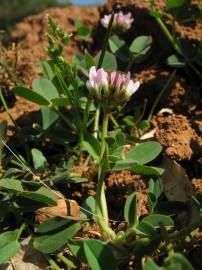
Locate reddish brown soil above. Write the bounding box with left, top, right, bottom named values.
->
left=153, top=114, right=202, bottom=161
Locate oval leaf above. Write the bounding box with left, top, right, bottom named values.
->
left=124, top=193, right=137, bottom=226
left=32, top=78, right=59, bottom=100
left=0, top=178, right=23, bottom=192
left=143, top=258, right=161, bottom=270
left=131, top=164, right=164, bottom=176
left=12, top=87, right=49, bottom=106
left=109, top=35, right=130, bottom=62
left=51, top=97, right=70, bottom=107
left=130, top=36, right=152, bottom=57
left=31, top=148, right=47, bottom=171
left=167, top=54, right=185, bottom=68
left=94, top=51, right=117, bottom=71
left=84, top=242, right=101, bottom=270
left=112, top=159, right=137, bottom=171
left=164, top=253, right=194, bottom=270
left=20, top=187, right=57, bottom=206
left=0, top=229, right=21, bottom=264
left=125, top=142, right=162, bottom=164
left=70, top=239, right=117, bottom=270
left=135, top=222, right=157, bottom=238
left=34, top=221, right=82, bottom=253
left=141, top=214, right=174, bottom=229
left=82, top=133, right=100, bottom=160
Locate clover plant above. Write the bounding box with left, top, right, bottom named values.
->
left=0, top=10, right=201, bottom=270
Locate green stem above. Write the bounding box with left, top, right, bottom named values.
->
left=125, top=59, right=133, bottom=72
left=0, top=89, right=16, bottom=125
left=80, top=98, right=92, bottom=149
left=96, top=113, right=115, bottom=240
left=148, top=69, right=176, bottom=121
left=44, top=255, right=62, bottom=270
left=98, top=113, right=108, bottom=222
left=110, top=113, right=119, bottom=128
left=155, top=17, right=180, bottom=53
left=93, top=105, right=100, bottom=138
left=98, top=12, right=114, bottom=69
left=55, top=67, right=73, bottom=101
left=17, top=223, right=26, bottom=238
left=57, top=253, right=76, bottom=269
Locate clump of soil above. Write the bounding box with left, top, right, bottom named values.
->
left=106, top=170, right=148, bottom=218
left=192, top=178, right=202, bottom=193
left=153, top=113, right=202, bottom=161
left=191, top=110, right=202, bottom=135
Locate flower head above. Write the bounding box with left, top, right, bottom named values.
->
left=101, top=11, right=134, bottom=33
left=86, top=66, right=140, bottom=111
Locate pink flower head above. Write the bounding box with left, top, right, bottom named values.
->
left=101, top=11, right=134, bottom=32
left=86, top=66, right=140, bottom=111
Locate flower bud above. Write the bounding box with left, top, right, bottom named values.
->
left=101, top=11, right=134, bottom=33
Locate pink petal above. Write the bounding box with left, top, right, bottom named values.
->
left=124, top=72, right=131, bottom=85
left=89, top=66, right=97, bottom=81
left=101, top=14, right=111, bottom=28
left=116, top=73, right=124, bottom=88
left=96, top=68, right=108, bottom=86
left=110, top=71, right=117, bottom=85
left=126, top=80, right=140, bottom=96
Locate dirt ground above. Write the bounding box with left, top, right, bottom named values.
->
left=0, top=1, right=202, bottom=269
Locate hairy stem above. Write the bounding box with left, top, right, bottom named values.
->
left=57, top=253, right=76, bottom=269
left=44, top=255, right=62, bottom=270
left=93, top=105, right=100, bottom=138
left=96, top=112, right=115, bottom=240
